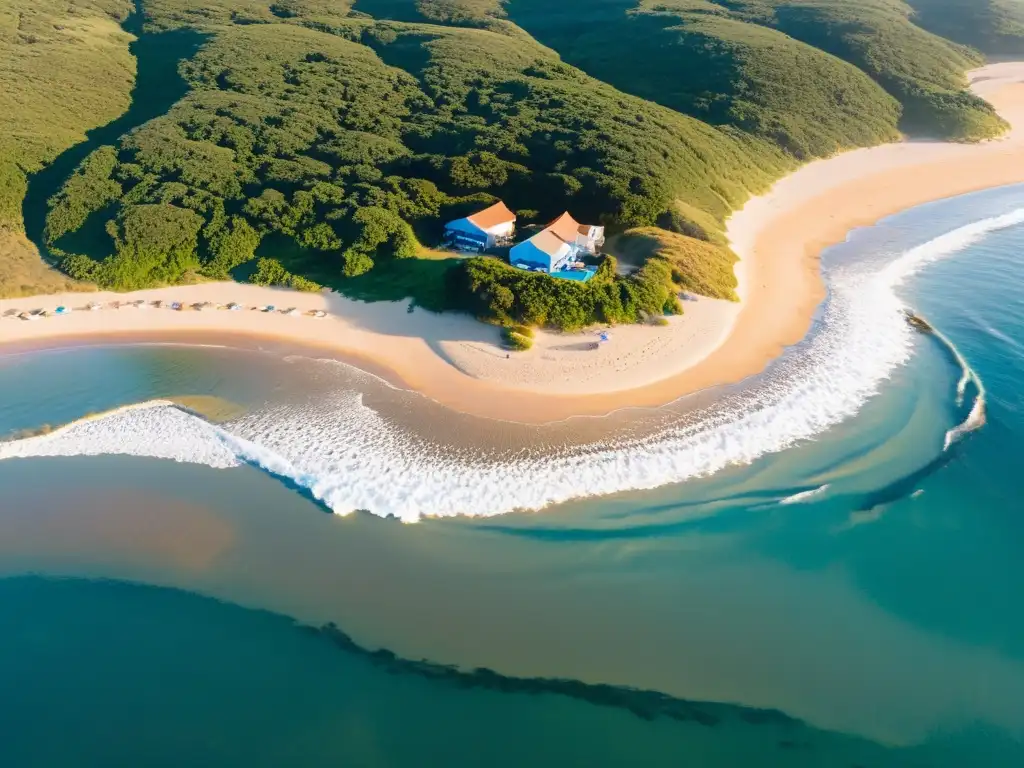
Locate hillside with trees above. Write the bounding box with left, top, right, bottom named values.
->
left=0, top=0, right=134, bottom=296
left=908, top=0, right=1024, bottom=56
left=2, top=0, right=1021, bottom=326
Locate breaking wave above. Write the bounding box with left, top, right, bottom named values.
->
left=0, top=401, right=238, bottom=468
left=926, top=320, right=988, bottom=450
left=2, top=210, right=1019, bottom=521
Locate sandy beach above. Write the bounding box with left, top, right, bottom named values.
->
left=3, top=62, right=1024, bottom=422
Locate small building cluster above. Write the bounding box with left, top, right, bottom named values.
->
left=509, top=212, right=604, bottom=279
left=444, top=202, right=604, bottom=282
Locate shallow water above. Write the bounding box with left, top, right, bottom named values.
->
left=2, top=186, right=1024, bottom=764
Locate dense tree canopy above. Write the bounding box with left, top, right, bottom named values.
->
left=907, top=0, right=1024, bottom=57
left=43, top=17, right=793, bottom=300
left=3, top=0, right=1021, bottom=321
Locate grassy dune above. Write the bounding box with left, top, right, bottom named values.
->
left=0, top=232, right=92, bottom=298
left=609, top=228, right=740, bottom=302
left=0, top=0, right=134, bottom=230
left=0, top=0, right=135, bottom=296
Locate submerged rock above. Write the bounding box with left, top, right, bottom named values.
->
left=902, top=309, right=933, bottom=334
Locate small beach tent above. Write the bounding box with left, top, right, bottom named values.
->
left=444, top=201, right=517, bottom=251
left=54, top=306, right=69, bottom=315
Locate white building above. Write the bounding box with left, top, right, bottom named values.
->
left=443, top=201, right=517, bottom=251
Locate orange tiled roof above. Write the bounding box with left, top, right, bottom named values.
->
left=545, top=212, right=582, bottom=243
left=529, top=229, right=570, bottom=257
left=467, top=201, right=516, bottom=230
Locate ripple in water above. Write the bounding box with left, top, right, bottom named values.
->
left=3, top=210, right=1017, bottom=520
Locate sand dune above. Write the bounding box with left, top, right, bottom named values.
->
left=3, top=62, right=1024, bottom=422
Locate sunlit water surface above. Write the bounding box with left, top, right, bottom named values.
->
left=1, top=186, right=1024, bottom=765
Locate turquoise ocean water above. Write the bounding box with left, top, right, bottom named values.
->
left=1, top=186, right=1024, bottom=765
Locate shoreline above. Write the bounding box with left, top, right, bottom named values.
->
left=3, top=62, right=1024, bottom=423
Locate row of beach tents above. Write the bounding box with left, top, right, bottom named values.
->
left=2, top=299, right=329, bottom=321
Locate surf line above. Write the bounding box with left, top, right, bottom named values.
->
left=903, top=310, right=986, bottom=450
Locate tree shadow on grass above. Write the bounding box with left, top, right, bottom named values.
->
left=21, top=10, right=207, bottom=260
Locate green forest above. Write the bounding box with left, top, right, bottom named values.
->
left=3, top=0, right=1023, bottom=327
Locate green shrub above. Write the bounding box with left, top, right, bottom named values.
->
left=288, top=274, right=324, bottom=292
left=502, top=327, right=533, bottom=350
left=250, top=257, right=289, bottom=286
left=459, top=254, right=681, bottom=331
left=249, top=257, right=323, bottom=292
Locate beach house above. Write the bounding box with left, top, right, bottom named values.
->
left=443, top=201, right=517, bottom=252
left=509, top=212, right=605, bottom=274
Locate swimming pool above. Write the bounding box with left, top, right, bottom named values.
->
left=550, top=269, right=596, bottom=282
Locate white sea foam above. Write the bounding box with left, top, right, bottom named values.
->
left=0, top=400, right=239, bottom=468
left=779, top=485, right=831, bottom=505
left=2, top=210, right=1021, bottom=520
left=926, top=320, right=989, bottom=450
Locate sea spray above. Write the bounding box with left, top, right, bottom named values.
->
left=2, top=210, right=1021, bottom=520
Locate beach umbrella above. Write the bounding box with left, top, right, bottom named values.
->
left=598, top=331, right=611, bottom=344
left=55, top=306, right=68, bottom=315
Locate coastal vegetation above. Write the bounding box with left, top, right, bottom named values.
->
left=908, top=0, right=1024, bottom=56
left=38, top=13, right=790, bottom=320
left=609, top=228, right=740, bottom=301
left=0, top=0, right=135, bottom=296
left=247, top=257, right=323, bottom=293
left=2, top=0, right=1020, bottom=324
left=459, top=253, right=685, bottom=331
left=501, top=326, right=534, bottom=351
